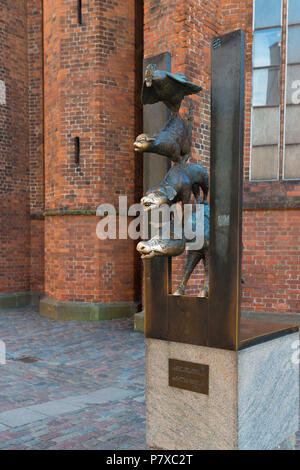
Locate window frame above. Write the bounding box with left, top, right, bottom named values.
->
left=283, top=0, right=300, bottom=180
left=250, top=0, right=283, bottom=182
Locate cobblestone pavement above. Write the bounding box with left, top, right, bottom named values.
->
left=0, top=308, right=146, bottom=450
left=0, top=308, right=299, bottom=450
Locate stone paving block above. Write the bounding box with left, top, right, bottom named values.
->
left=59, top=387, right=134, bottom=407
left=0, top=308, right=298, bottom=450
left=27, top=399, right=83, bottom=417
left=0, top=408, right=47, bottom=427
left=82, top=387, right=134, bottom=404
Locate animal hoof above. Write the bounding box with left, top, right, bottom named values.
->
left=174, top=288, right=184, bottom=296
left=198, top=289, right=208, bottom=298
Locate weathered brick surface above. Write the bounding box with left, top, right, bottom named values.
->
left=0, top=1, right=44, bottom=295
left=0, top=0, right=30, bottom=293
left=28, top=0, right=44, bottom=293
left=43, top=0, right=140, bottom=303
left=30, top=219, right=44, bottom=293
left=242, top=210, right=300, bottom=314
left=45, top=216, right=136, bottom=303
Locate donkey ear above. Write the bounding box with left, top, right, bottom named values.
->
left=165, top=185, right=177, bottom=201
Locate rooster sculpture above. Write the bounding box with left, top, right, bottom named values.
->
left=142, top=63, right=202, bottom=113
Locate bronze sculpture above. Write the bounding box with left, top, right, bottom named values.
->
left=134, top=101, right=193, bottom=164
left=137, top=205, right=210, bottom=297
left=142, top=64, right=202, bottom=113
left=136, top=64, right=208, bottom=296
left=141, top=163, right=208, bottom=210
left=137, top=219, right=186, bottom=259
left=174, top=204, right=209, bottom=297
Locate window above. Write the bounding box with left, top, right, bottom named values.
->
left=250, top=0, right=300, bottom=180
left=284, top=0, right=300, bottom=178
left=251, top=0, right=282, bottom=180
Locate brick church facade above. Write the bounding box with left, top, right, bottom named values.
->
left=0, top=0, right=299, bottom=319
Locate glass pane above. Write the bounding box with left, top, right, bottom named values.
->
left=252, top=107, right=280, bottom=145
left=251, top=145, right=279, bottom=180
left=286, top=65, right=300, bottom=104
left=253, top=29, right=282, bottom=67
left=252, top=68, right=280, bottom=106
left=285, top=105, right=300, bottom=144
left=254, top=0, right=282, bottom=29
left=284, top=144, right=300, bottom=178
left=287, top=25, right=300, bottom=63
left=288, top=0, right=300, bottom=25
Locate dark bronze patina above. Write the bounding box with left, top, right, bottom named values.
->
left=208, top=30, right=245, bottom=350
left=142, top=64, right=202, bottom=114
left=137, top=30, right=298, bottom=351
left=137, top=236, right=185, bottom=259
left=174, top=204, right=209, bottom=298
left=141, top=163, right=208, bottom=210
left=143, top=53, right=171, bottom=193
left=169, top=359, right=209, bottom=395
left=134, top=100, right=193, bottom=164
left=137, top=219, right=186, bottom=259
left=137, top=205, right=209, bottom=297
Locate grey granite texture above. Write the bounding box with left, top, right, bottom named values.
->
left=238, top=332, right=299, bottom=450
left=275, top=434, right=296, bottom=450
left=146, top=332, right=299, bottom=450
left=146, top=339, right=238, bottom=450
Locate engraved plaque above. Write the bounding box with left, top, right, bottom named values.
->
left=169, top=359, right=209, bottom=395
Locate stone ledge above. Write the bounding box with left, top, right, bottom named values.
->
left=134, top=311, right=145, bottom=332
left=242, top=310, right=300, bottom=326
left=40, top=296, right=139, bottom=321
left=135, top=311, right=300, bottom=335
left=0, top=292, right=43, bottom=310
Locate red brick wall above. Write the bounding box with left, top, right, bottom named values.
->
left=43, top=0, right=140, bottom=303
left=0, top=0, right=30, bottom=294
left=243, top=210, right=300, bottom=313
left=144, top=0, right=221, bottom=297
left=28, top=0, right=45, bottom=293
left=45, top=216, right=137, bottom=303
left=144, top=0, right=221, bottom=167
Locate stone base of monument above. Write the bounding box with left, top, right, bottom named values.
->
left=134, top=311, right=145, bottom=333
left=146, top=332, right=299, bottom=450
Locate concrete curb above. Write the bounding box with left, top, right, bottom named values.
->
left=40, top=296, right=139, bottom=321
left=134, top=311, right=145, bottom=333
left=0, top=292, right=43, bottom=310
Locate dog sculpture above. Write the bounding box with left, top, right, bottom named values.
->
left=134, top=101, right=193, bottom=164
left=141, top=163, right=209, bottom=211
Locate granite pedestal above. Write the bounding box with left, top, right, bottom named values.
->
left=146, top=332, right=299, bottom=450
